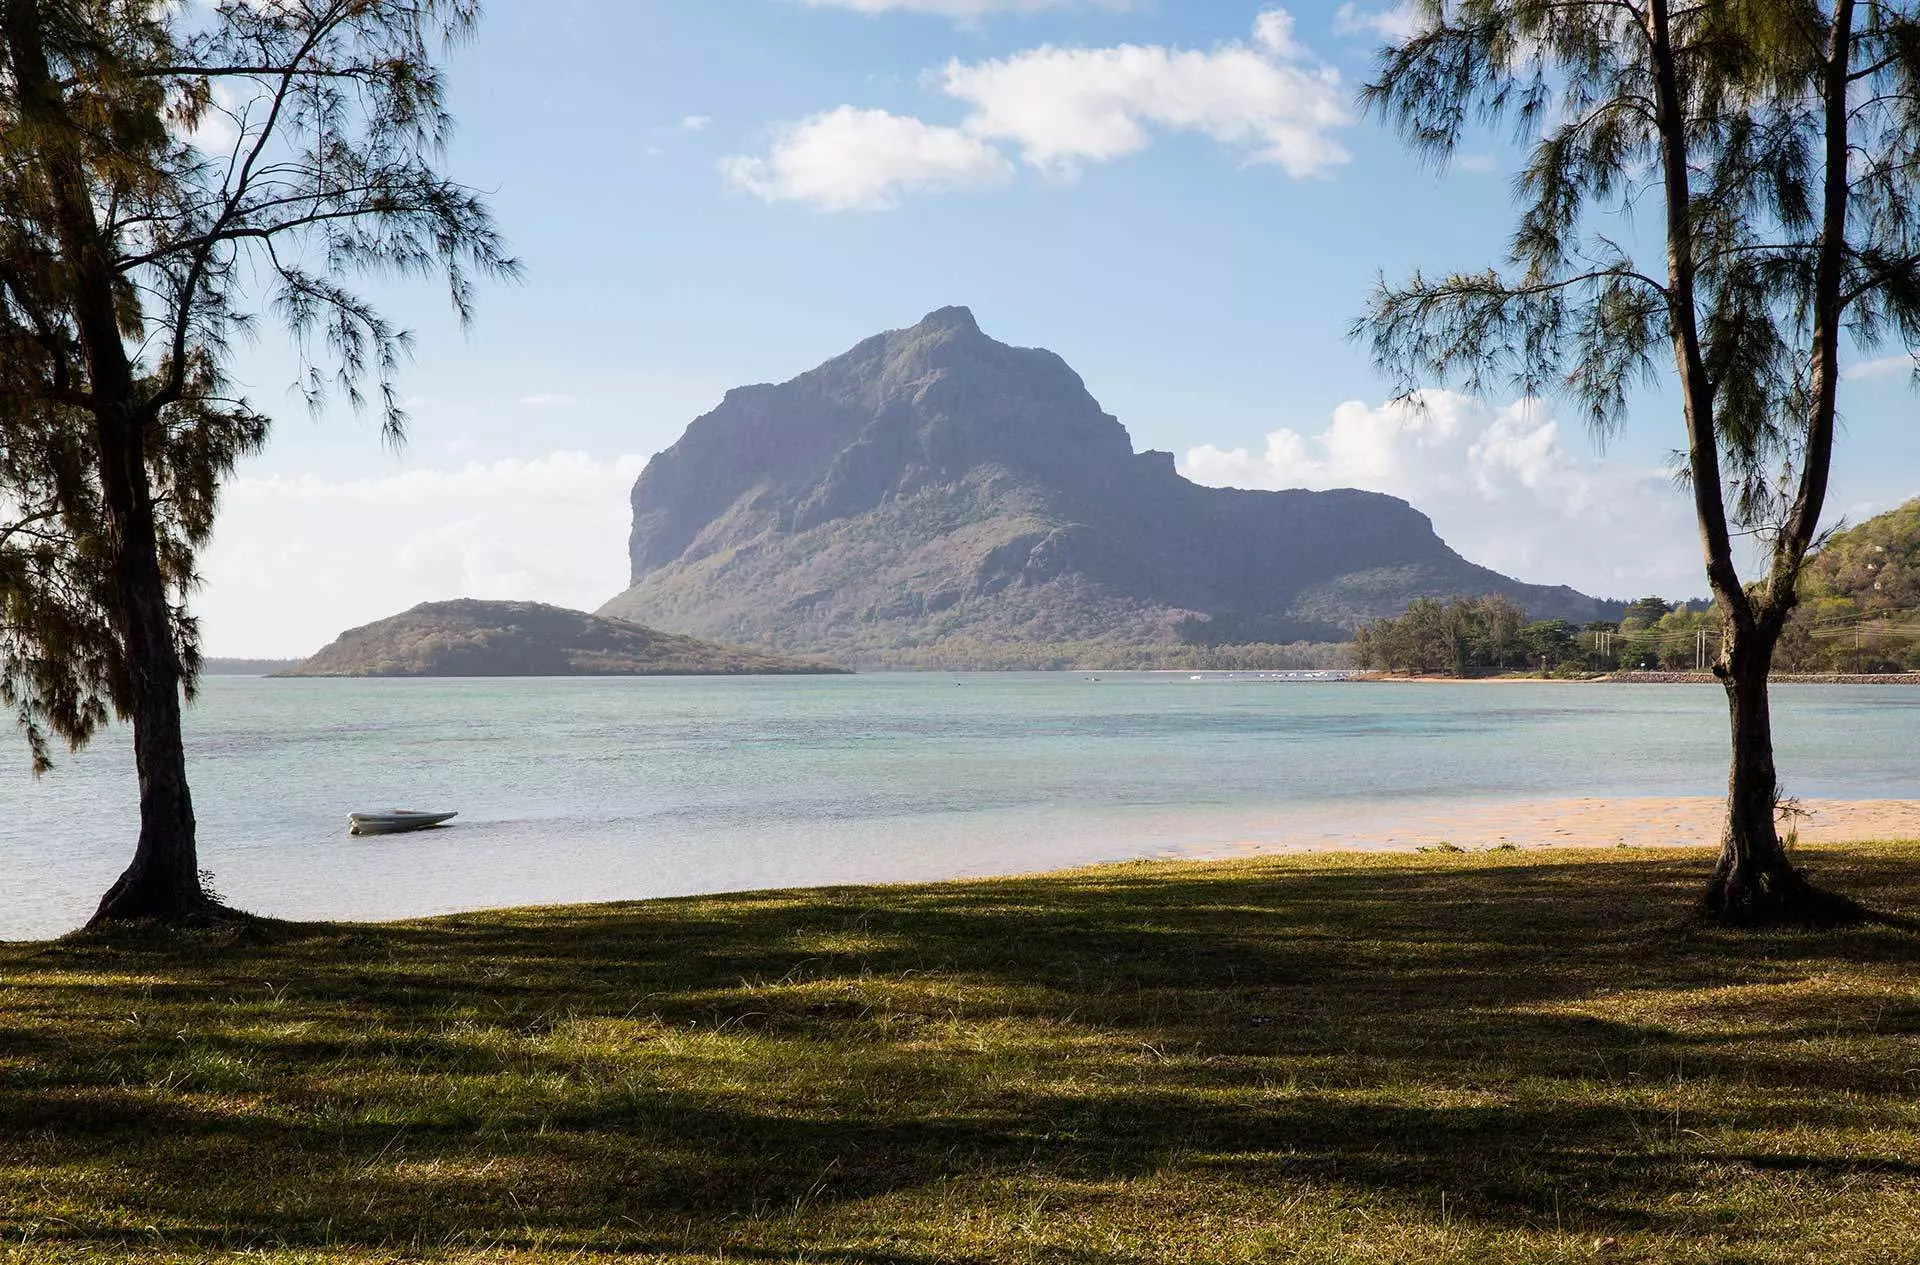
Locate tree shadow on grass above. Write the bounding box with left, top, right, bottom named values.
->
left=2, top=847, right=1917, bottom=1259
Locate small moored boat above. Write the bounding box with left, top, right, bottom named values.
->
left=349, top=809, right=458, bottom=836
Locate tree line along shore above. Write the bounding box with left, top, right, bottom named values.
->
left=1354, top=596, right=1920, bottom=679
left=1352, top=668, right=1920, bottom=684
left=1351, top=499, right=1920, bottom=679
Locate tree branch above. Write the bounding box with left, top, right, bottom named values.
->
left=1645, top=0, right=1751, bottom=626
left=1769, top=0, right=1856, bottom=620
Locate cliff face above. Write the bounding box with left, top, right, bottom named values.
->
left=280, top=600, right=847, bottom=677
left=601, top=308, right=1616, bottom=664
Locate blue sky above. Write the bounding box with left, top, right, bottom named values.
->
left=198, top=0, right=1920, bottom=655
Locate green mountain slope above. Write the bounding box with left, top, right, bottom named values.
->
left=1781, top=497, right=1920, bottom=671
left=1802, top=497, right=1920, bottom=612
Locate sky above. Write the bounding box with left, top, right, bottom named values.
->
left=194, top=0, right=1920, bottom=656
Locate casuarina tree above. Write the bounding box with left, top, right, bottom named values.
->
left=0, top=0, right=514, bottom=925
left=1357, top=0, right=1920, bottom=926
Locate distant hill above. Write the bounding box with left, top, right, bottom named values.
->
left=202, top=658, right=302, bottom=676
left=600, top=307, right=1620, bottom=666
left=280, top=600, right=848, bottom=677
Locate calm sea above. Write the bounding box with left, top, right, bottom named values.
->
left=4, top=674, right=1917, bottom=939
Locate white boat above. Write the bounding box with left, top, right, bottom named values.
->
left=348, top=810, right=458, bottom=836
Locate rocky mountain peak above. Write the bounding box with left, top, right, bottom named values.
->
left=626, top=307, right=1135, bottom=576
left=605, top=310, right=1619, bottom=663
left=914, top=304, right=981, bottom=334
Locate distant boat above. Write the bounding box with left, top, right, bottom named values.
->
left=349, top=810, right=457, bottom=836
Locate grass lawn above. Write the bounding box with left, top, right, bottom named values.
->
left=3, top=845, right=1919, bottom=1263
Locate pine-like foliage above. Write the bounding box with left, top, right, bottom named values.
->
left=1355, top=0, right=1920, bottom=924
left=0, top=0, right=513, bottom=917
left=1358, top=0, right=1920, bottom=618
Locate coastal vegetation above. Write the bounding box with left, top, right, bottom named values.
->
left=1357, top=0, right=1920, bottom=926
left=1353, top=595, right=1578, bottom=675
left=1354, top=494, right=1920, bottom=678
left=2, top=845, right=1916, bottom=1263
left=1354, top=596, right=1724, bottom=676
left=0, top=1, right=511, bottom=926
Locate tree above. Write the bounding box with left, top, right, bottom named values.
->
left=1622, top=596, right=1676, bottom=628
left=1356, top=0, right=1920, bottom=926
left=0, top=0, right=514, bottom=925
left=1517, top=618, right=1579, bottom=668
left=1469, top=594, right=1527, bottom=664
left=1354, top=595, right=1538, bottom=674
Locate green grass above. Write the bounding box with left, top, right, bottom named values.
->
left=3, top=845, right=1919, bottom=1263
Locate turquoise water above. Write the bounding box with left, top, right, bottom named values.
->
left=3, top=674, right=1917, bottom=938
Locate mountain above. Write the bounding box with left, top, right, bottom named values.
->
left=599, top=308, right=1619, bottom=666
left=279, top=600, right=848, bottom=677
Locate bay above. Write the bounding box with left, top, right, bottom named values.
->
left=3, top=673, right=1917, bottom=939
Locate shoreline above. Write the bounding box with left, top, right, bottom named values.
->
left=1351, top=670, right=1920, bottom=684
left=1172, top=795, right=1920, bottom=859
left=20, top=801, right=1917, bottom=944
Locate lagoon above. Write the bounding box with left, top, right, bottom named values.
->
left=4, top=673, right=1918, bottom=939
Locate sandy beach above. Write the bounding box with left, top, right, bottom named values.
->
left=1350, top=671, right=1920, bottom=684
left=1191, top=796, right=1920, bottom=858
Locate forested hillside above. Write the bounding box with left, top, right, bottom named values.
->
left=1780, top=498, right=1920, bottom=671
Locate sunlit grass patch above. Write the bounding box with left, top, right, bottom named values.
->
left=1, top=843, right=1917, bottom=1262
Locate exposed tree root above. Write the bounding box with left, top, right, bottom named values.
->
left=1699, top=859, right=1868, bottom=930
left=87, top=879, right=249, bottom=932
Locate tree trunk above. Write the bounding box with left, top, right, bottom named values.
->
left=1700, top=621, right=1861, bottom=928
left=0, top=0, right=221, bottom=928
left=90, top=675, right=212, bottom=924
left=88, top=404, right=220, bottom=927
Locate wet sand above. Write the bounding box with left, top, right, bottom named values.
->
left=1182, top=797, right=1920, bottom=858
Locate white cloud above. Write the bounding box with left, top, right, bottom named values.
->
left=1332, top=2, right=1420, bottom=40
left=1252, top=8, right=1302, bottom=56
left=941, top=19, right=1349, bottom=178
left=1184, top=391, right=1704, bottom=599
left=516, top=393, right=579, bottom=408
left=1454, top=152, right=1497, bottom=173
left=679, top=114, right=713, bottom=132
left=798, top=0, right=1127, bottom=13
left=1843, top=354, right=1917, bottom=382
left=724, top=9, right=1349, bottom=209
left=721, top=106, right=1013, bottom=211
left=196, top=452, right=649, bottom=657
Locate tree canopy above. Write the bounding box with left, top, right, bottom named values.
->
left=0, top=0, right=513, bottom=921
left=1357, top=0, right=1920, bottom=924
